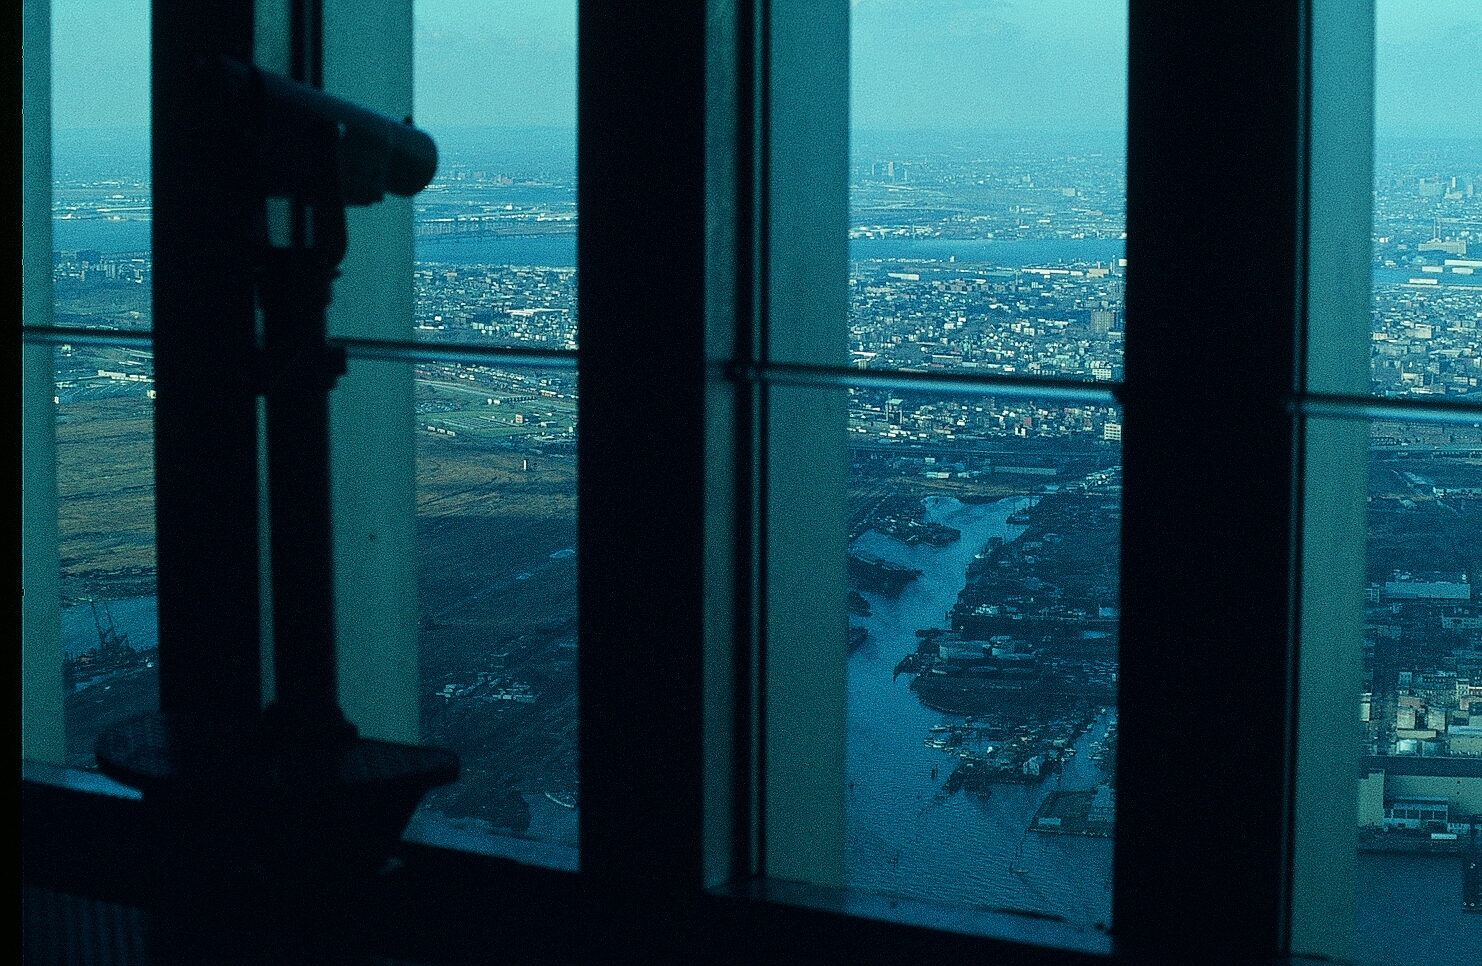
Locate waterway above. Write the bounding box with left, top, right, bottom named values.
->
left=847, top=495, right=1115, bottom=931
left=1353, top=852, right=1482, bottom=961
left=844, top=494, right=1482, bottom=955
left=55, top=220, right=1478, bottom=294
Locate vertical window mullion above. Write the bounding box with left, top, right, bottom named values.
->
left=1116, top=0, right=1306, bottom=957
left=320, top=0, right=420, bottom=744
left=758, top=0, right=850, bottom=888
left=150, top=0, right=262, bottom=721
left=21, top=0, right=64, bottom=765
left=577, top=0, right=710, bottom=940
left=1286, top=0, right=1374, bottom=959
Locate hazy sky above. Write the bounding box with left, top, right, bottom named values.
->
left=47, top=0, right=1482, bottom=137
left=850, top=0, right=1127, bottom=131
left=414, top=0, right=576, bottom=129
left=1375, top=0, right=1482, bottom=136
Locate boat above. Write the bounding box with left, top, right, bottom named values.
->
left=848, top=552, right=923, bottom=593
left=1009, top=836, right=1030, bottom=874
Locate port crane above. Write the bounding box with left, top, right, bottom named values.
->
left=90, top=599, right=131, bottom=655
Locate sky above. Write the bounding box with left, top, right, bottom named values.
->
left=46, top=0, right=1482, bottom=137
left=849, top=0, right=1127, bottom=132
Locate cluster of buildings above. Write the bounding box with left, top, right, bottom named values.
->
left=436, top=672, right=537, bottom=706
left=1372, top=140, right=1478, bottom=270
left=1369, top=143, right=1481, bottom=398
left=849, top=262, right=1125, bottom=382
left=1364, top=571, right=1482, bottom=757
left=413, top=264, right=576, bottom=349
left=52, top=249, right=151, bottom=288
left=849, top=391, right=1122, bottom=447
left=1370, top=283, right=1482, bottom=398
left=51, top=343, right=155, bottom=405
left=850, top=139, right=1126, bottom=241
left=1358, top=754, right=1482, bottom=841
left=1360, top=569, right=1482, bottom=843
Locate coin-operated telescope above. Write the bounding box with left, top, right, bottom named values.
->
left=97, top=59, right=457, bottom=888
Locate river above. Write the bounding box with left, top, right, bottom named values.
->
left=844, top=493, right=1481, bottom=955
left=847, top=495, right=1114, bottom=931
left=54, top=220, right=1477, bottom=295
left=61, top=596, right=158, bottom=659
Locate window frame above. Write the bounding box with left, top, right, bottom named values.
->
left=24, top=1, right=1482, bottom=964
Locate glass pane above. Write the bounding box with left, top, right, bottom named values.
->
left=851, top=0, right=1126, bottom=379
left=49, top=0, right=155, bottom=766
left=51, top=0, right=152, bottom=328
left=1355, top=11, right=1482, bottom=953
left=846, top=387, right=1121, bottom=929
left=406, top=0, right=579, bottom=866
left=55, top=345, right=158, bottom=768
left=413, top=2, right=576, bottom=348
left=1370, top=0, right=1481, bottom=398
left=407, top=362, right=578, bottom=862
left=1355, top=416, right=1482, bottom=958
left=846, top=0, right=1126, bottom=930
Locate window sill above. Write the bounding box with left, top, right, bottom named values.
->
left=402, top=810, right=578, bottom=873
left=710, top=876, right=1113, bottom=964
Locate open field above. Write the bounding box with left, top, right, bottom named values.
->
left=414, top=428, right=579, bottom=831
left=1368, top=445, right=1482, bottom=582
left=55, top=390, right=157, bottom=603
left=51, top=278, right=151, bottom=330
left=52, top=357, right=582, bottom=830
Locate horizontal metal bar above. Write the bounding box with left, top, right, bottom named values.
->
left=332, top=337, right=578, bottom=370
left=726, top=361, right=1482, bottom=424
left=1295, top=392, right=1482, bottom=425
left=20, top=325, right=154, bottom=349
left=23, top=325, right=1482, bottom=424
left=726, top=360, right=1123, bottom=404
left=20, top=327, right=579, bottom=371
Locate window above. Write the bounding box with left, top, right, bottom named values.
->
left=844, top=1, right=1127, bottom=931
left=46, top=0, right=157, bottom=771
left=404, top=0, right=580, bottom=861
left=24, top=2, right=1478, bottom=965
left=1350, top=3, right=1482, bottom=951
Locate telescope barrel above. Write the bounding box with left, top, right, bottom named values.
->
left=215, top=55, right=437, bottom=205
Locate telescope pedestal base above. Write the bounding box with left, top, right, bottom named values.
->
left=96, top=711, right=458, bottom=888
